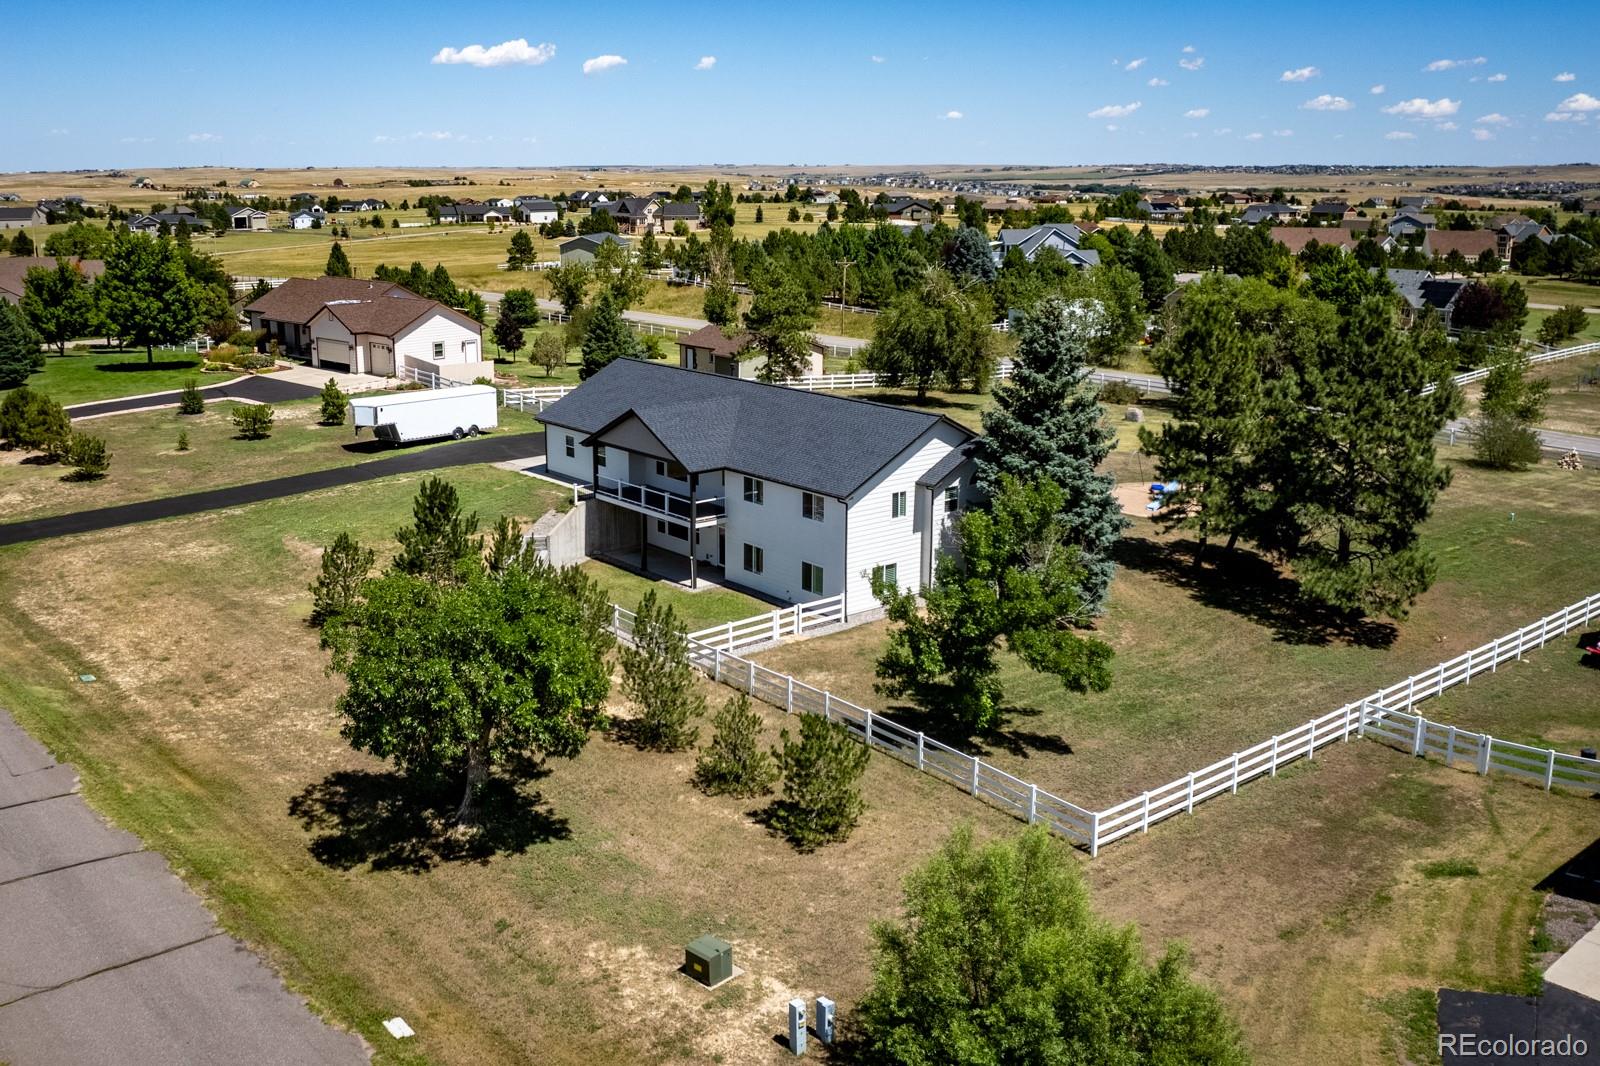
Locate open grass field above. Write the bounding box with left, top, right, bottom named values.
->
left=5, top=348, right=209, bottom=406
left=1458, top=354, right=1600, bottom=436
left=754, top=450, right=1600, bottom=810
left=1523, top=307, right=1600, bottom=348
left=0, top=460, right=1594, bottom=1064
left=0, top=395, right=543, bottom=524
left=1523, top=277, right=1600, bottom=310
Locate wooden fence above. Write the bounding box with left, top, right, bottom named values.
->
left=686, top=595, right=847, bottom=654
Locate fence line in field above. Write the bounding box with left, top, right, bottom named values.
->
left=685, top=595, right=846, bottom=655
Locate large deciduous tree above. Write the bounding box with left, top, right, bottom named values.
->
left=95, top=231, right=201, bottom=362
left=21, top=260, right=96, bottom=355
left=864, top=269, right=994, bottom=399
left=972, top=297, right=1125, bottom=614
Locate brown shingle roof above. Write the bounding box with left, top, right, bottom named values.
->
left=245, top=276, right=406, bottom=326
left=0, top=256, right=104, bottom=303
left=1424, top=229, right=1499, bottom=260
left=320, top=295, right=441, bottom=336
left=1274, top=228, right=1354, bottom=255
left=677, top=324, right=755, bottom=358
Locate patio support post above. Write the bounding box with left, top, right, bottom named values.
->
left=688, top=473, right=699, bottom=590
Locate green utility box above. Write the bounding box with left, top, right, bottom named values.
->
left=685, top=935, right=733, bottom=988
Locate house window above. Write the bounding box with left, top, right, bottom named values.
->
left=802, top=492, right=825, bottom=522
left=654, top=459, right=687, bottom=481
left=564, top=434, right=575, bottom=459
left=873, top=563, right=899, bottom=591
left=743, top=543, right=765, bottom=574
left=891, top=491, right=907, bottom=519
left=801, top=561, right=825, bottom=595
left=595, top=445, right=607, bottom=468
left=656, top=519, right=688, bottom=541
left=432, top=341, right=445, bottom=361
left=743, top=476, right=764, bottom=505
left=944, top=485, right=960, bottom=513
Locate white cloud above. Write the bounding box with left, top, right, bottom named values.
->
left=1383, top=97, right=1461, bottom=119
left=1280, top=65, right=1320, bottom=82
left=1370, top=84, right=1386, bottom=94
left=1385, top=130, right=1416, bottom=140
left=1424, top=56, right=1486, bottom=72
left=1435, top=121, right=1458, bottom=131
left=1182, top=44, right=1196, bottom=53
left=1184, top=107, right=1210, bottom=118
left=1180, top=56, right=1204, bottom=71
left=870, top=55, right=885, bottom=63
left=582, top=54, right=627, bottom=75
left=48, top=127, right=68, bottom=136
left=431, top=38, right=555, bottom=68
left=694, top=55, right=716, bottom=70
left=1148, top=77, right=1169, bottom=87
left=1105, top=124, right=1119, bottom=132
left=1476, top=112, right=1511, bottom=125
left=1301, top=93, right=1353, bottom=111
left=186, top=132, right=220, bottom=143
left=1087, top=101, right=1141, bottom=118
left=1472, top=128, right=1494, bottom=141
left=1556, top=92, right=1600, bottom=112
left=941, top=110, right=963, bottom=120
left=1213, top=127, right=1232, bottom=135
left=1554, top=72, right=1576, bottom=82
left=1487, top=72, right=1507, bottom=82
left=1125, top=57, right=1146, bottom=71
left=1544, top=111, right=1586, bottom=123
left=1272, top=129, right=1294, bottom=137
left=1243, top=131, right=1264, bottom=140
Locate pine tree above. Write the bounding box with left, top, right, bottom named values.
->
left=0, top=301, right=44, bottom=388
left=317, top=378, right=346, bottom=426
left=309, top=532, right=375, bottom=628
left=392, top=476, right=482, bottom=583
left=768, top=714, right=870, bottom=851
left=64, top=432, right=110, bottom=480
left=619, top=590, right=704, bottom=751
left=492, top=312, right=525, bottom=361
left=505, top=229, right=535, bottom=270
left=579, top=290, right=645, bottom=379
left=703, top=275, right=738, bottom=326
left=693, top=693, right=779, bottom=797
left=177, top=379, right=205, bottom=415
left=971, top=297, right=1126, bottom=614
left=325, top=241, right=353, bottom=277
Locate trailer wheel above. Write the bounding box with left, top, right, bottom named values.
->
left=468, top=424, right=481, bottom=436
left=452, top=426, right=465, bottom=440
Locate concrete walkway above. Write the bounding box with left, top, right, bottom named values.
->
left=66, top=376, right=320, bottom=420
left=0, top=710, right=369, bottom=1065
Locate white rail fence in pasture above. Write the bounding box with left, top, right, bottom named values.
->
left=686, top=595, right=847, bottom=654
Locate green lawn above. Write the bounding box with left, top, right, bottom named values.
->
left=1522, top=276, right=1600, bottom=309
left=579, top=559, right=771, bottom=632
left=9, top=349, right=211, bottom=406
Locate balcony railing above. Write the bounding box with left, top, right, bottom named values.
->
left=591, top=475, right=724, bottom=527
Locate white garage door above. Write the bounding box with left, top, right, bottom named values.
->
left=317, top=339, right=351, bottom=369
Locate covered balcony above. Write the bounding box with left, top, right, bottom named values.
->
left=590, top=474, right=724, bottom=529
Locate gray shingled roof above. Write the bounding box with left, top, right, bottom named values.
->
left=916, top=439, right=976, bottom=489
left=539, top=360, right=972, bottom=499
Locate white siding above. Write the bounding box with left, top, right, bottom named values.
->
left=309, top=315, right=357, bottom=370
left=395, top=311, right=481, bottom=371
left=545, top=427, right=593, bottom=482
left=723, top=477, right=845, bottom=605
left=844, top=422, right=969, bottom=612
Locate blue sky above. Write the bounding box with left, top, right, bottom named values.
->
left=5, top=0, right=1597, bottom=170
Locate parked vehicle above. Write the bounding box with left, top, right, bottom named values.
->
left=348, top=384, right=498, bottom=445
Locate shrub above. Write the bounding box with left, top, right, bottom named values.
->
left=239, top=353, right=274, bottom=370
left=65, top=431, right=110, bottom=480
left=693, top=693, right=779, bottom=797
left=318, top=378, right=346, bottom=426
left=232, top=403, right=274, bottom=439
left=767, top=713, right=869, bottom=850
left=1097, top=379, right=1144, bottom=405
left=0, top=386, right=70, bottom=456
left=619, top=590, right=704, bottom=751
left=1470, top=413, right=1542, bottom=469
left=309, top=531, right=375, bottom=628
left=1537, top=304, right=1588, bottom=348
left=176, top=428, right=189, bottom=452
left=530, top=331, right=567, bottom=377
left=227, top=328, right=265, bottom=350
left=177, top=380, right=206, bottom=415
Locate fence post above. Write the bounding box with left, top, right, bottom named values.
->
left=1089, top=811, right=1101, bottom=857
left=1445, top=725, right=1457, bottom=766
left=792, top=603, right=802, bottom=636
left=970, top=757, right=980, bottom=797
left=823, top=692, right=832, bottom=721
left=747, top=659, right=756, bottom=694
left=1231, top=752, right=1240, bottom=794
left=1545, top=749, right=1556, bottom=792
left=772, top=610, right=781, bottom=644
left=1028, top=784, right=1038, bottom=825
left=1141, top=792, right=1152, bottom=834
left=1269, top=736, right=1279, bottom=777
left=865, top=709, right=874, bottom=747
left=1479, top=735, right=1492, bottom=775
left=916, top=732, right=925, bottom=771
left=714, top=648, right=722, bottom=684
left=1185, top=773, right=1195, bottom=814
left=1407, top=676, right=1416, bottom=707
left=1358, top=701, right=1367, bottom=738
left=1307, top=720, right=1316, bottom=761
left=785, top=676, right=794, bottom=714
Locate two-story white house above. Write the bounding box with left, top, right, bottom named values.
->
left=537, top=360, right=980, bottom=616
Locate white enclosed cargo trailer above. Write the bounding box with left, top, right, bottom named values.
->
left=348, top=384, right=498, bottom=444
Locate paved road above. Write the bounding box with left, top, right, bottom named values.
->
left=0, top=710, right=369, bottom=1065
left=1443, top=419, right=1600, bottom=460
left=66, top=376, right=320, bottom=420
left=1529, top=301, right=1599, bottom=314
left=0, top=431, right=545, bottom=547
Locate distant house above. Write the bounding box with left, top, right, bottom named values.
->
left=1423, top=229, right=1501, bottom=265
left=595, top=197, right=660, bottom=234
left=569, top=190, right=612, bottom=208
left=0, top=256, right=104, bottom=306
left=983, top=198, right=1033, bottom=216
left=1385, top=269, right=1465, bottom=328
left=1388, top=210, right=1435, bottom=240
left=339, top=198, right=389, bottom=213
left=1274, top=228, right=1357, bottom=256
left=239, top=178, right=261, bottom=189
left=244, top=275, right=486, bottom=379
left=1363, top=196, right=1389, bottom=209
left=537, top=359, right=979, bottom=607
left=437, top=203, right=507, bottom=224
left=0, top=205, right=46, bottom=230
left=1218, top=191, right=1256, bottom=206
left=657, top=201, right=705, bottom=229
left=1135, top=199, right=1185, bottom=221
left=513, top=197, right=560, bottom=224
left=1397, top=195, right=1435, bottom=210
left=1238, top=203, right=1302, bottom=226
left=676, top=324, right=823, bottom=380
left=0, top=193, right=20, bottom=202
left=992, top=223, right=1100, bottom=267
left=227, top=206, right=269, bottom=232
left=881, top=198, right=937, bottom=222
left=130, top=176, right=155, bottom=188
left=1497, top=217, right=1555, bottom=253
left=1308, top=201, right=1356, bottom=224
left=484, top=196, right=517, bottom=209
left=559, top=232, right=630, bottom=266
left=127, top=209, right=208, bottom=235
left=809, top=191, right=840, bottom=205
left=289, top=210, right=320, bottom=230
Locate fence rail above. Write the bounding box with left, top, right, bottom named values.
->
left=686, top=595, right=846, bottom=654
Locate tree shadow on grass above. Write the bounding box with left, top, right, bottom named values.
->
left=1115, top=535, right=1398, bottom=649
left=874, top=700, right=1076, bottom=764
left=287, top=760, right=568, bottom=873
left=850, top=389, right=985, bottom=417
left=94, top=359, right=201, bottom=373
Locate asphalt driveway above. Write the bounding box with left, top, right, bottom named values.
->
left=65, top=376, right=321, bottom=420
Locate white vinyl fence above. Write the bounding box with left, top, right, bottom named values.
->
left=686, top=595, right=846, bottom=654
left=1425, top=340, right=1600, bottom=394
left=778, top=362, right=1173, bottom=397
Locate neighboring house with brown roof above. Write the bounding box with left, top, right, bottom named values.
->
left=1274, top=228, right=1357, bottom=256
left=1308, top=201, right=1357, bottom=224
left=1423, top=229, right=1502, bottom=266
left=245, top=275, right=486, bottom=379
left=0, top=257, right=104, bottom=305
left=676, top=324, right=823, bottom=380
